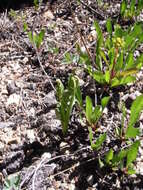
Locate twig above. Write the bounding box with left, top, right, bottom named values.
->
left=78, top=0, right=105, bottom=20
left=32, top=146, right=91, bottom=190
left=58, top=39, right=79, bottom=60
left=36, top=50, right=56, bottom=92
left=68, top=0, right=97, bottom=105
left=50, top=157, right=95, bottom=178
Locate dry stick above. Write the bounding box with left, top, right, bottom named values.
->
left=32, top=146, right=91, bottom=190
left=36, top=50, right=56, bottom=92
left=50, top=157, right=95, bottom=178
left=78, top=0, right=105, bottom=20
left=68, top=0, right=97, bottom=105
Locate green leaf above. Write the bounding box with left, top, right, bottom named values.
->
left=92, top=71, right=105, bottom=84
left=105, top=70, right=110, bottom=83
left=120, top=0, right=127, bottom=16
left=105, top=149, right=114, bottom=164
left=126, top=94, right=143, bottom=138
left=36, top=29, right=45, bottom=49
left=112, top=149, right=127, bottom=166
left=125, top=126, right=140, bottom=139
left=28, top=31, right=33, bottom=44
left=101, top=96, right=110, bottom=110
left=126, top=140, right=140, bottom=167
left=125, top=53, right=134, bottom=70
left=91, top=133, right=106, bottom=150
left=117, top=69, right=138, bottom=77
left=86, top=96, right=93, bottom=125
left=128, top=94, right=143, bottom=128
left=127, top=168, right=136, bottom=175
left=100, top=50, right=109, bottom=65
left=94, top=21, right=103, bottom=44
left=56, top=76, right=77, bottom=135
left=115, top=50, right=123, bottom=71
left=75, top=78, right=83, bottom=108
left=91, top=105, right=102, bottom=124
left=88, top=127, right=93, bottom=145
left=106, top=19, right=112, bottom=36
left=130, top=0, right=136, bottom=16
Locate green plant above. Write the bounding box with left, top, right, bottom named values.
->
left=4, top=175, right=20, bottom=190
left=23, top=22, right=45, bottom=51
left=56, top=76, right=79, bottom=135
left=120, top=0, right=143, bottom=20
left=85, top=96, right=110, bottom=128
left=28, top=29, right=45, bottom=51
left=78, top=20, right=143, bottom=87
left=104, top=94, right=143, bottom=174
left=105, top=140, right=140, bottom=174
left=89, top=127, right=106, bottom=150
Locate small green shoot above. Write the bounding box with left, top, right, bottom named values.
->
left=56, top=76, right=78, bottom=135
left=89, top=127, right=106, bottom=150
left=85, top=96, right=110, bottom=127
left=4, top=175, right=20, bottom=190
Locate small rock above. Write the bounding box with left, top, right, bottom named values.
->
left=27, top=129, right=36, bottom=143
left=86, top=175, right=94, bottom=186
left=43, top=10, right=55, bottom=20
left=42, top=152, right=51, bottom=159
left=0, top=122, right=15, bottom=129
left=7, top=93, right=21, bottom=107
left=43, top=91, right=57, bottom=108
left=6, top=81, right=19, bottom=95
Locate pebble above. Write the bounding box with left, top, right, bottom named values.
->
left=86, top=175, right=94, bottom=186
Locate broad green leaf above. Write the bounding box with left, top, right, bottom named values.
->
left=86, top=96, right=93, bottom=124
left=125, top=126, right=140, bottom=138
left=120, top=0, right=127, bottom=16
left=119, top=75, right=136, bottom=85
left=101, top=96, right=110, bottom=109
left=105, top=149, right=114, bottom=164
left=91, top=133, right=106, bottom=150
left=115, top=50, right=123, bottom=71
left=106, top=19, right=112, bottom=36
left=88, top=127, right=93, bottom=145
left=130, top=0, right=136, bottom=16
left=94, top=21, right=103, bottom=44
left=112, top=149, right=127, bottom=166
left=127, top=168, right=136, bottom=175
left=125, top=53, right=134, bottom=70
left=28, top=31, right=33, bottom=44
left=92, top=71, right=105, bottom=84
left=117, top=69, right=138, bottom=77
left=100, top=50, right=109, bottom=65
left=75, top=80, right=83, bottom=108
left=128, top=94, right=143, bottom=128
left=56, top=76, right=77, bottom=135
left=36, top=29, right=45, bottom=49
left=126, top=140, right=140, bottom=167
left=91, top=105, right=102, bottom=124
left=111, top=77, right=120, bottom=87
left=105, top=70, right=110, bottom=83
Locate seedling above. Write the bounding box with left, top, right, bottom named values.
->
left=4, top=175, right=20, bottom=190
left=120, top=0, right=143, bottom=20
left=104, top=94, right=143, bottom=174
left=89, top=127, right=106, bottom=150
left=105, top=140, right=140, bottom=174
left=85, top=96, right=110, bottom=128
left=56, top=76, right=79, bottom=135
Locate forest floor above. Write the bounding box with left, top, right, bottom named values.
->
left=0, top=0, right=143, bottom=189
